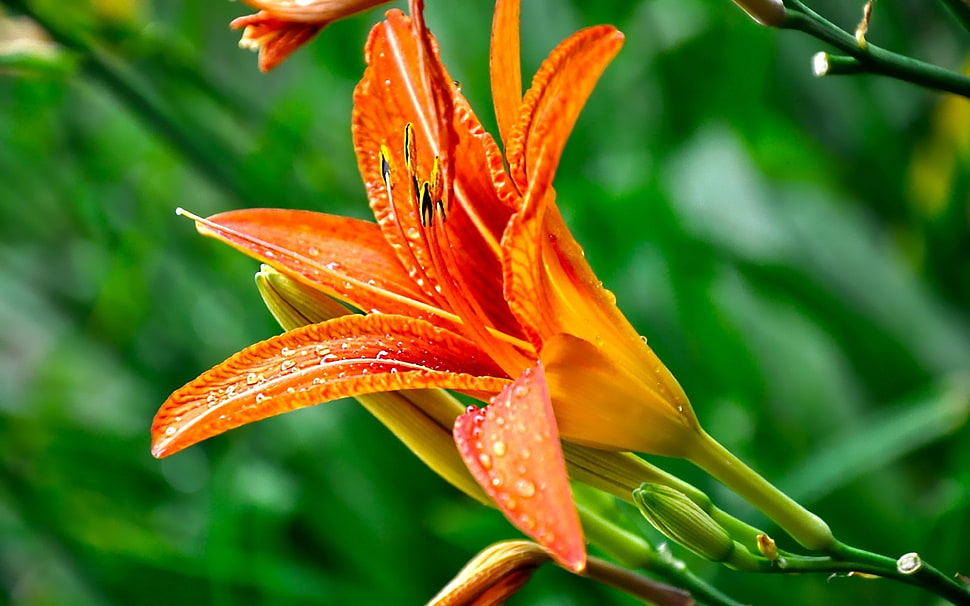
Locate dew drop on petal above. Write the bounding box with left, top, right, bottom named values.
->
left=281, top=360, right=296, bottom=371
left=164, top=426, right=176, bottom=436
left=492, top=440, right=507, bottom=457
left=307, top=246, right=320, bottom=257
left=514, top=479, right=536, bottom=498
left=478, top=453, right=492, bottom=469
left=315, top=345, right=331, bottom=356
left=246, top=373, right=259, bottom=385
left=512, top=385, right=529, bottom=398
left=255, top=393, right=267, bottom=403
left=280, top=346, right=295, bottom=356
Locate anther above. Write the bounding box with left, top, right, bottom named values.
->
left=379, top=145, right=393, bottom=188
left=420, top=182, right=434, bottom=226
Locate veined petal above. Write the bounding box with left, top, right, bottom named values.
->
left=354, top=8, right=525, bottom=345
left=506, top=25, right=624, bottom=194
left=231, top=12, right=324, bottom=72
left=453, top=362, right=585, bottom=573
left=179, top=208, right=464, bottom=324
left=152, top=314, right=509, bottom=458
left=490, top=0, right=522, bottom=150
left=542, top=334, right=697, bottom=457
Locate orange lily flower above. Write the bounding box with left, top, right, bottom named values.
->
left=154, top=0, right=700, bottom=572
left=231, top=0, right=389, bottom=71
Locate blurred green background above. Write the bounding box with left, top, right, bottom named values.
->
left=1, top=0, right=968, bottom=604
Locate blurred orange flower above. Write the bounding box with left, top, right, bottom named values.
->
left=232, top=0, right=389, bottom=71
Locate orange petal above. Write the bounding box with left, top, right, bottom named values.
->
left=354, top=9, right=523, bottom=340
left=542, top=333, right=697, bottom=457
left=241, top=0, right=388, bottom=23
left=152, top=314, right=509, bottom=457
left=231, top=12, right=324, bottom=72
left=180, top=208, right=463, bottom=324
left=453, top=362, right=586, bottom=573
left=490, top=0, right=522, bottom=150
left=506, top=25, right=624, bottom=194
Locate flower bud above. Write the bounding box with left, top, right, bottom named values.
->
left=730, top=0, right=786, bottom=27
left=634, top=483, right=736, bottom=562
left=255, top=264, right=352, bottom=330
left=428, top=541, right=552, bottom=606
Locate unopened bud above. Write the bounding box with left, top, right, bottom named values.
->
left=730, top=0, right=786, bottom=27
left=255, top=264, right=351, bottom=329
left=429, top=541, right=552, bottom=606
left=634, top=483, right=736, bottom=562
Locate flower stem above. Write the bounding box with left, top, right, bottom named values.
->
left=578, top=504, right=746, bottom=606
left=938, top=0, right=970, bottom=33
left=687, top=431, right=834, bottom=551
left=782, top=0, right=970, bottom=98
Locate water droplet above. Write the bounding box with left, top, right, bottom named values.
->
left=491, top=476, right=503, bottom=487
left=340, top=342, right=350, bottom=350
left=321, top=353, right=338, bottom=364
left=281, top=360, right=296, bottom=371
left=389, top=368, right=398, bottom=374
left=225, top=385, right=236, bottom=396
left=512, top=385, right=529, bottom=398
left=515, top=479, right=536, bottom=498
left=246, top=373, right=259, bottom=385
left=315, top=345, right=331, bottom=356
left=518, top=513, right=536, bottom=530
left=376, top=350, right=389, bottom=359
left=307, top=246, right=320, bottom=256
left=640, top=335, right=649, bottom=345
left=164, top=427, right=176, bottom=436
left=492, top=440, right=507, bottom=457
left=478, top=453, right=492, bottom=469
left=325, top=261, right=341, bottom=270
left=280, top=346, right=295, bottom=356
left=255, top=393, right=267, bottom=403
left=520, top=447, right=531, bottom=460
left=286, top=387, right=296, bottom=394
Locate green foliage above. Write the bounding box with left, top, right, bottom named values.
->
left=0, top=0, right=967, bottom=603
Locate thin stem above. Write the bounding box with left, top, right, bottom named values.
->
left=782, top=0, right=970, bottom=98
left=578, top=505, right=746, bottom=606
left=938, top=0, right=970, bottom=33
left=584, top=557, right=694, bottom=606
left=687, top=431, right=834, bottom=551
left=827, top=542, right=970, bottom=605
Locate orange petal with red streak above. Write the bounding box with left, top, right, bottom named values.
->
left=490, top=0, right=523, bottom=149
left=152, top=314, right=508, bottom=458
left=506, top=26, right=624, bottom=193
left=185, top=208, right=457, bottom=322
left=354, top=9, right=522, bottom=337
left=453, top=362, right=586, bottom=572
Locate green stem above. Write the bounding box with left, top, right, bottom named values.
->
left=939, top=0, right=970, bottom=33
left=782, top=0, right=970, bottom=98
left=584, top=557, right=695, bottom=606
left=687, top=431, right=834, bottom=551
left=578, top=505, right=746, bottom=606
left=827, top=542, right=970, bottom=605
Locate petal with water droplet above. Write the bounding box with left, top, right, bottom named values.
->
left=453, top=360, right=585, bottom=572
left=152, top=314, right=509, bottom=458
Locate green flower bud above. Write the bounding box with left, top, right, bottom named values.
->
left=634, top=483, right=736, bottom=562
left=254, top=264, right=352, bottom=330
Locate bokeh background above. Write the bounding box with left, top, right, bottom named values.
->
left=1, top=0, right=969, bottom=604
